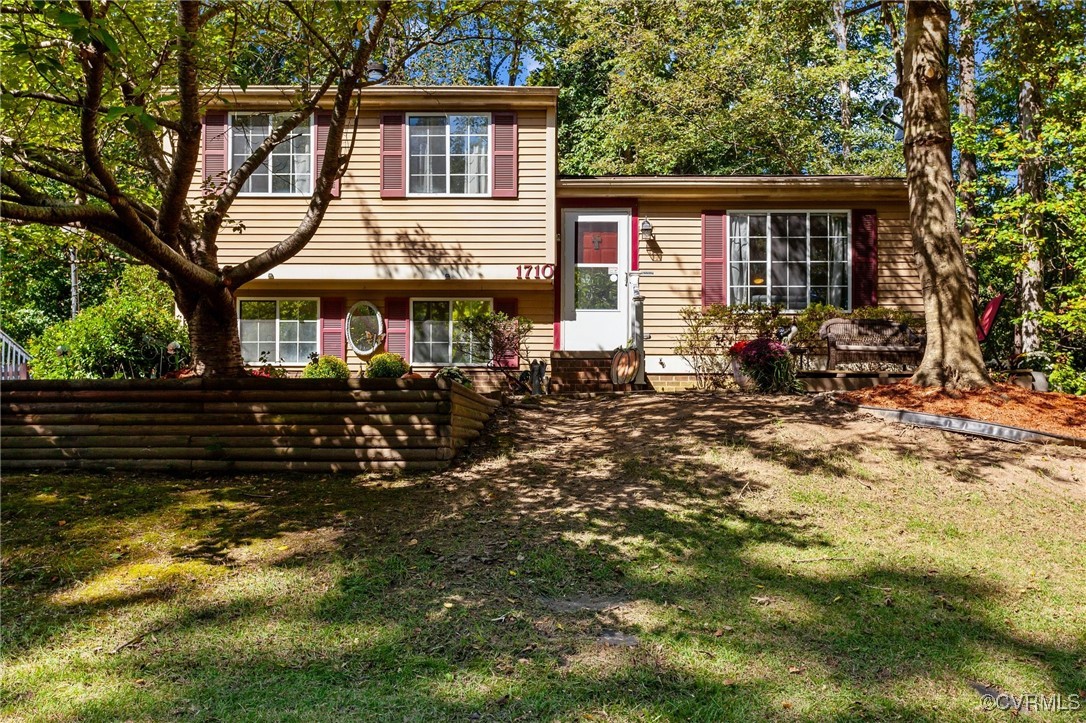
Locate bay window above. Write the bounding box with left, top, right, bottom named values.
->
left=729, top=212, right=850, bottom=310
left=411, top=299, right=491, bottom=365
left=408, top=114, right=489, bottom=195
left=238, top=299, right=318, bottom=364
left=231, top=113, right=312, bottom=195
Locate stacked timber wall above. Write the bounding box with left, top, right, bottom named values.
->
left=1, top=378, right=498, bottom=473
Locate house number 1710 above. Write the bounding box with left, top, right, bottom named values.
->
left=516, top=264, right=555, bottom=280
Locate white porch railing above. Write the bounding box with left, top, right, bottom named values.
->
left=1, top=329, right=31, bottom=380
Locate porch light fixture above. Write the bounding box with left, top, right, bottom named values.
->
left=639, top=218, right=654, bottom=242
left=591, top=233, right=603, bottom=251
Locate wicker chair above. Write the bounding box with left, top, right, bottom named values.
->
left=818, top=318, right=925, bottom=370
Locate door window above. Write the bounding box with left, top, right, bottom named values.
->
left=574, top=220, right=620, bottom=310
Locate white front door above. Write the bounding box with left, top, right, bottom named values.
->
left=561, top=210, right=631, bottom=351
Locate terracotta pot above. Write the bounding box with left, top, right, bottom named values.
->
left=401, top=372, right=423, bottom=380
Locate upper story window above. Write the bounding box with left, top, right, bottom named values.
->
left=408, top=114, right=489, bottom=196
left=729, top=212, right=850, bottom=310
left=231, top=113, right=312, bottom=195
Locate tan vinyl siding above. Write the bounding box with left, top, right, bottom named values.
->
left=872, top=207, right=923, bottom=314
left=634, top=200, right=920, bottom=357
left=196, top=108, right=553, bottom=273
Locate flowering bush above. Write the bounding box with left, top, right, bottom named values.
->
left=728, top=340, right=750, bottom=358
left=735, top=338, right=800, bottom=393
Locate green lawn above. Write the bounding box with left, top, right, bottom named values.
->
left=3, top=394, right=1085, bottom=721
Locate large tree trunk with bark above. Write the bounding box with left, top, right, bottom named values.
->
left=957, top=0, right=979, bottom=302
left=175, top=287, right=247, bottom=377
left=902, top=1, right=990, bottom=389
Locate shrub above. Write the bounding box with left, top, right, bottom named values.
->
left=1049, top=362, right=1086, bottom=395
left=29, top=266, right=187, bottom=379
left=736, top=337, right=801, bottom=393
left=457, top=310, right=534, bottom=391
left=365, top=352, right=410, bottom=378
left=674, top=303, right=783, bottom=389
left=302, top=354, right=350, bottom=379
left=676, top=302, right=925, bottom=387
left=435, top=365, right=473, bottom=388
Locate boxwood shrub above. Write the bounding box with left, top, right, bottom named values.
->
left=365, top=352, right=410, bottom=378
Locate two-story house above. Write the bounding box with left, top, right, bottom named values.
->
left=199, top=85, right=920, bottom=391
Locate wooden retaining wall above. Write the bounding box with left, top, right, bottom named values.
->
left=1, top=378, right=499, bottom=473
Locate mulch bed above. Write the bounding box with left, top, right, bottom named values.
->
left=839, top=382, right=1086, bottom=440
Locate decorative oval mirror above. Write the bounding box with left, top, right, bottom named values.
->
left=346, top=301, right=384, bottom=356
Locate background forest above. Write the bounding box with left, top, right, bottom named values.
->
left=2, top=0, right=1083, bottom=390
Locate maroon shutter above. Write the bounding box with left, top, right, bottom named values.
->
left=493, top=297, right=519, bottom=368
left=851, top=209, right=878, bottom=308
left=314, top=110, right=341, bottom=198
left=202, top=111, right=228, bottom=195
left=380, top=113, right=405, bottom=198
left=701, top=211, right=727, bottom=307
left=320, top=297, right=346, bottom=360
left=384, top=297, right=410, bottom=358
left=491, top=112, right=518, bottom=198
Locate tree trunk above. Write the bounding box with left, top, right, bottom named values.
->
left=957, top=0, right=979, bottom=302
left=1017, top=77, right=1045, bottom=356
left=176, top=286, right=248, bottom=377
left=902, top=1, right=990, bottom=389
left=832, top=0, right=850, bottom=160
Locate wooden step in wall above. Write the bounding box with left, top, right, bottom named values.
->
left=1, top=377, right=499, bottom=473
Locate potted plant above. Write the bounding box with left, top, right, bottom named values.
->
left=733, top=338, right=801, bottom=393
left=728, top=340, right=756, bottom=391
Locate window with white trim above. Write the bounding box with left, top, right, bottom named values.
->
left=238, top=299, right=318, bottom=364
left=411, top=299, right=491, bottom=365
left=408, top=114, right=489, bottom=195
left=729, top=212, right=850, bottom=310
left=231, top=113, right=312, bottom=194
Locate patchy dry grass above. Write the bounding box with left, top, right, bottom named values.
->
left=3, top=393, right=1085, bottom=721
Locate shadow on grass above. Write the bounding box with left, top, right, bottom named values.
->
left=3, top=393, right=1084, bottom=720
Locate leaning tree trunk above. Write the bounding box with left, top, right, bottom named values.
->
left=175, top=286, right=248, bottom=377
left=832, top=0, right=851, bottom=160
left=957, top=0, right=979, bottom=302
left=1017, top=76, right=1045, bottom=356
left=902, top=0, right=990, bottom=389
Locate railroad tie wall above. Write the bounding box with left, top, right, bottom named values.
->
left=1, top=378, right=499, bottom=473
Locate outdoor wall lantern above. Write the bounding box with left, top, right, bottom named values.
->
left=367, top=61, right=388, bottom=82
left=591, top=233, right=603, bottom=251
left=639, top=218, right=654, bottom=242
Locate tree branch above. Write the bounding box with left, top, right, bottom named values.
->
left=156, top=0, right=203, bottom=246
left=224, top=1, right=392, bottom=286
left=282, top=0, right=345, bottom=66
left=201, top=68, right=339, bottom=245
